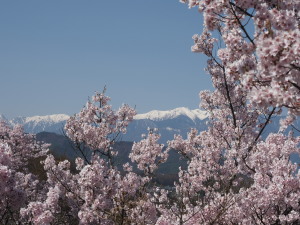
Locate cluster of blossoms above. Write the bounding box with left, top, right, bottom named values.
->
left=185, top=0, right=300, bottom=119
left=130, top=130, right=168, bottom=175
left=1, top=0, right=300, bottom=224
left=65, top=90, right=136, bottom=160
left=0, top=121, right=48, bottom=223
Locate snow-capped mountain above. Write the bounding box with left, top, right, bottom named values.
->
left=0, top=108, right=208, bottom=143
left=7, top=114, right=70, bottom=134
left=134, top=107, right=208, bottom=121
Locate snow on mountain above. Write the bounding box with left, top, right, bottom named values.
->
left=134, top=107, right=208, bottom=121
left=10, top=114, right=69, bottom=126
left=9, top=114, right=70, bottom=134
left=24, top=114, right=69, bottom=124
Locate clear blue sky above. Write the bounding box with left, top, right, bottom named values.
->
left=0, top=0, right=211, bottom=118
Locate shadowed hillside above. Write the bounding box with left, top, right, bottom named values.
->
left=36, top=132, right=188, bottom=186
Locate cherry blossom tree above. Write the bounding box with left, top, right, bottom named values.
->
left=154, top=0, right=300, bottom=224
left=21, top=90, right=162, bottom=224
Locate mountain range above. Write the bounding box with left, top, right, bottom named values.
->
left=1, top=108, right=299, bottom=174
left=0, top=108, right=208, bottom=144
left=1, top=107, right=299, bottom=145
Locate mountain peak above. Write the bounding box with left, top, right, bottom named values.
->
left=134, top=107, right=208, bottom=121
left=24, top=114, right=70, bottom=124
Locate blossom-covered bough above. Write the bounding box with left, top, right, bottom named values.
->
left=65, top=88, right=136, bottom=166
left=1, top=0, right=300, bottom=224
